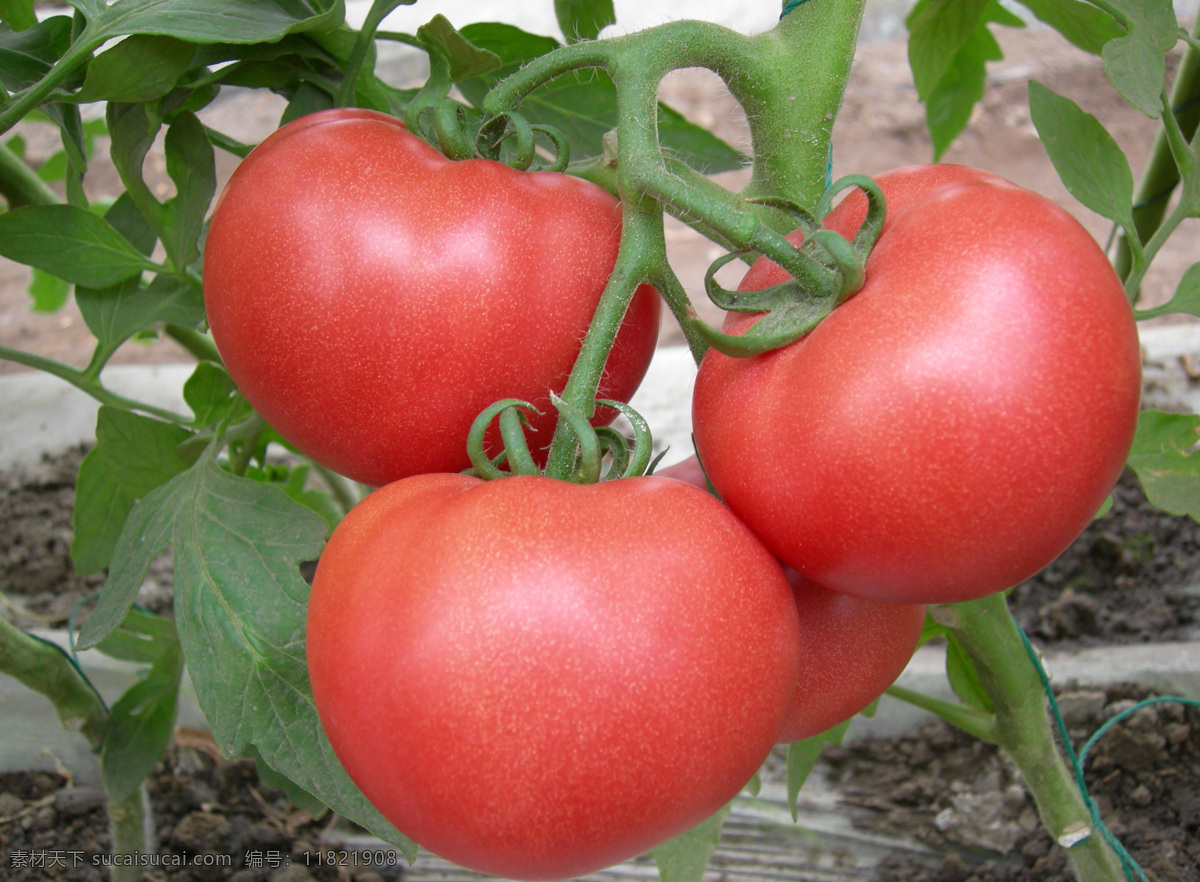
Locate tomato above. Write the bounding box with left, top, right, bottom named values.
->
left=656, top=457, right=926, bottom=742
left=306, top=473, right=801, bottom=880
left=692, top=166, right=1142, bottom=605
left=203, top=108, right=660, bottom=487
left=778, top=569, right=925, bottom=742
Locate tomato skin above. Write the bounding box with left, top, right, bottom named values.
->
left=692, top=167, right=1142, bottom=604
left=306, top=474, right=801, bottom=880
left=203, top=109, right=660, bottom=487
left=778, top=570, right=925, bottom=742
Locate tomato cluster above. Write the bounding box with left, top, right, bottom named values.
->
left=204, top=111, right=1139, bottom=879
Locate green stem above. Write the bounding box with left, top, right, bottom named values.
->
left=164, top=324, right=222, bottom=364
left=0, top=345, right=191, bottom=425
left=0, top=619, right=153, bottom=881
left=0, top=139, right=59, bottom=207
left=948, top=594, right=1124, bottom=882
left=0, top=28, right=99, bottom=136
left=1115, top=14, right=1200, bottom=289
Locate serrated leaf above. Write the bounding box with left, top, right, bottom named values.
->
left=1135, top=263, right=1200, bottom=320
left=72, top=34, right=195, bottom=103
left=1016, top=0, right=1123, bottom=54
left=946, top=633, right=993, bottom=712
left=79, top=0, right=344, bottom=45
left=183, top=361, right=240, bottom=427
left=925, top=18, right=1004, bottom=159
left=71, top=407, right=194, bottom=575
left=76, top=450, right=415, bottom=857
left=786, top=719, right=851, bottom=818
left=1028, top=81, right=1135, bottom=230
left=94, top=606, right=177, bottom=664
left=1102, top=30, right=1165, bottom=117
left=417, top=14, right=501, bottom=82
left=0, top=204, right=155, bottom=286
left=246, top=463, right=343, bottom=533
left=162, top=111, right=215, bottom=268
left=1126, top=409, right=1200, bottom=520
left=76, top=274, right=204, bottom=364
left=906, top=0, right=991, bottom=101
left=0, top=15, right=71, bottom=92
left=101, top=623, right=182, bottom=803
left=650, top=802, right=731, bottom=882
left=245, top=744, right=329, bottom=819
left=555, top=0, right=616, bottom=42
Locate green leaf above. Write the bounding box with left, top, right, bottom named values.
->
left=555, top=0, right=616, bottom=42
left=1135, top=263, right=1200, bottom=320
left=106, top=101, right=167, bottom=239
left=417, top=14, right=501, bottom=82
left=183, top=361, right=241, bottom=428
left=1102, top=30, right=1165, bottom=117
left=1126, top=409, right=1200, bottom=520
left=651, top=802, right=731, bottom=882
left=906, top=0, right=991, bottom=101
left=79, top=0, right=345, bottom=45
left=245, top=744, right=330, bottom=819
left=101, top=618, right=182, bottom=803
left=27, top=267, right=69, bottom=312
left=924, top=16, right=1004, bottom=159
left=946, top=632, right=994, bottom=712
left=0, top=204, right=154, bottom=286
left=71, top=407, right=194, bottom=575
left=0, top=15, right=72, bottom=92
left=76, top=450, right=416, bottom=857
left=93, top=606, right=177, bottom=664
left=1028, top=80, right=1135, bottom=230
left=0, top=0, right=38, bottom=31
left=785, top=719, right=851, bottom=818
left=1015, top=0, right=1123, bottom=54
left=72, top=34, right=195, bottom=103
left=458, top=23, right=743, bottom=172
left=162, top=111, right=215, bottom=268
left=76, top=274, right=204, bottom=366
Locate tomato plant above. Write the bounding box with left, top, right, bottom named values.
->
left=204, top=107, right=661, bottom=487
left=693, top=167, right=1143, bottom=604
left=307, top=472, right=801, bottom=880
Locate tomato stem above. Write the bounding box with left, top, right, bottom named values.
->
left=947, top=593, right=1125, bottom=882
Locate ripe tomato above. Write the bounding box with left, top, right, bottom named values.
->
left=203, top=108, right=660, bottom=487
left=778, top=569, right=925, bottom=742
left=692, top=166, right=1142, bottom=604
left=306, top=473, right=801, bottom=880
left=656, top=457, right=926, bottom=742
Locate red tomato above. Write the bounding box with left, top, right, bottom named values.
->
left=692, top=166, right=1142, bottom=604
left=306, top=474, right=801, bottom=880
left=656, top=457, right=926, bottom=741
left=778, top=569, right=925, bottom=742
left=204, top=108, right=660, bottom=487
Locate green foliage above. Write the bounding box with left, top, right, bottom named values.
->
left=1127, top=410, right=1200, bottom=521
left=650, top=803, right=732, bottom=882
left=556, top=0, right=617, bottom=43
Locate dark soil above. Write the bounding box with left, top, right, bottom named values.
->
left=1, top=444, right=1198, bottom=880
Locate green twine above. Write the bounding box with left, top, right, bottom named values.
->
left=1016, top=624, right=1200, bottom=881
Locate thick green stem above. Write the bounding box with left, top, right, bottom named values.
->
left=0, top=619, right=151, bottom=882
left=0, top=29, right=99, bottom=136
left=1115, top=14, right=1200, bottom=288
left=947, top=594, right=1124, bottom=882
left=0, top=139, right=60, bottom=207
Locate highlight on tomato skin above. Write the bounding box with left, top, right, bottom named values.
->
left=305, top=471, right=803, bottom=881
left=691, top=164, right=1143, bottom=606
left=202, top=107, right=661, bottom=489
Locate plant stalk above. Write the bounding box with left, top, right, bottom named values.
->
left=947, top=594, right=1124, bottom=882
left=0, top=619, right=152, bottom=882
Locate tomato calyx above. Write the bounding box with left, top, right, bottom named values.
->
left=465, top=395, right=657, bottom=483
left=690, top=174, right=887, bottom=358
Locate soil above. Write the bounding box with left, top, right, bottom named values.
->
left=3, top=12, right=1200, bottom=882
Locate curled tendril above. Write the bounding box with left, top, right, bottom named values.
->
left=692, top=174, right=888, bottom=358
left=596, top=399, right=655, bottom=478
left=433, top=100, right=475, bottom=161
left=548, top=393, right=603, bottom=484
left=477, top=111, right=536, bottom=170
left=529, top=124, right=571, bottom=172
left=466, top=398, right=542, bottom=480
